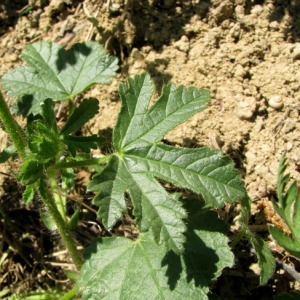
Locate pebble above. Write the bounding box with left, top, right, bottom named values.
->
left=286, top=142, right=293, bottom=151
left=235, top=94, right=256, bottom=119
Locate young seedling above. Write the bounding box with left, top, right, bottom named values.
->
left=0, top=41, right=275, bottom=298
left=270, top=154, right=300, bottom=258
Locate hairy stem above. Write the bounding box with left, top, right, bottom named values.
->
left=0, top=91, right=27, bottom=159
left=54, top=155, right=111, bottom=169
left=38, top=179, right=83, bottom=270
left=48, top=169, right=66, bottom=220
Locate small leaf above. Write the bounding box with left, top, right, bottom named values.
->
left=60, top=98, right=99, bottom=135
left=247, top=232, right=276, bottom=284
left=18, top=5, right=34, bottom=16
left=42, top=98, right=58, bottom=132
left=292, top=182, right=300, bottom=236
left=87, top=155, right=128, bottom=228
left=30, top=122, right=61, bottom=160
left=63, top=135, right=104, bottom=157
left=19, top=159, right=44, bottom=185
left=77, top=206, right=234, bottom=299
left=23, top=184, right=35, bottom=205
left=238, top=196, right=276, bottom=284
left=0, top=144, right=17, bottom=162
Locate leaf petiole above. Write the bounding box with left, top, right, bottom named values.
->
left=54, top=155, right=112, bottom=170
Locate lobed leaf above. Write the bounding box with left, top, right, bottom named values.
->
left=29, top=122, right=61, bottom=160
left=19, top=159, right=44, bottom=185
left=90, top=73, right=248, bottom=253
left=88, top=155, right=186, bottom=253
left=124, top=142, right=246, bottom=207
left=88, top=156, right=128, bottom=229
left=114, top=73, right=210, bottom=150
left=77, top=206, right=234, bottom=299
left=1, top=41, right=118, bottom=115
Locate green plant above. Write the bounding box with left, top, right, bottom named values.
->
left=0, top=41, right=275, bottom=299
left=5, top=289, right=64, bottom=300
left=270, top=154, right=300, bottom=258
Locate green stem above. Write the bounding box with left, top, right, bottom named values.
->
left=0, top=91, right=27, bottom=159
left=59, top=286, right=78, bottom=300
left=47, top=167, right=66, bottom=220
left=38, top=179, right=83, bottom=270
left=229, top=229, right=245, bottom=248
left=49, top=174, right=66, bottom=220
left=54, top=155, right=111, bottom=169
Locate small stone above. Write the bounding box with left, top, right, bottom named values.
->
left=286, top=142, right=293, bottom=151
left=235, top=95, right=256, bottom=119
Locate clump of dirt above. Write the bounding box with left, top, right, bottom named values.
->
left=0, top=0, right=300, bottom=298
